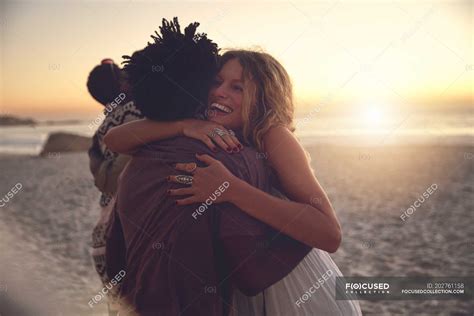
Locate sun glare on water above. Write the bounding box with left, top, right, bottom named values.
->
left=360, top=106, right=387, bottom=128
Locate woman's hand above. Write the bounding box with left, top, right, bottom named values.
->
left=167, top=154, right=239, bottom=205
left=181, top=119, right=243, bottom=153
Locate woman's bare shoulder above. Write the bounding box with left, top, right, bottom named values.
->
left=264, top=125, right=307, bottom=166
left=264, top=125, right=295, bottom=145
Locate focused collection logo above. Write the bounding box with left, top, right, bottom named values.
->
left=345, top=282, right=390, bottom=295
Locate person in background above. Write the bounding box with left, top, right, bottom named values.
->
left=86, top=58, right=142, bottom=315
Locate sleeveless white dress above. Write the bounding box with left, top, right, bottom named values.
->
left=232, top=248, right=362, bottom=315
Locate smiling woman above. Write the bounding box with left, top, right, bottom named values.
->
left=206, top=58, right=245, bottom=129
left=207, top=50, right=295, bottom=152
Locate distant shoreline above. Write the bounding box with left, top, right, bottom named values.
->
left=0, top=115, right=36, bottom=126
left=1, top=113, right=472, bottom=155
left=0, top=115, right=85, bottom=127
left=0, top=143, right=472, bottom=158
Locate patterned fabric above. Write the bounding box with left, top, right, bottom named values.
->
left=97, top=101, right=142, bottom=160
left=92, top=197, right=122, bottom=305
left=90, top=100, right=142, bottom=315
left=95, top=100, right=142, bottom=207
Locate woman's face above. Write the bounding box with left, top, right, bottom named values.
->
left=206, top=58, right=247, bottom=129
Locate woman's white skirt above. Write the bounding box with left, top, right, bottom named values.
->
left=232, top=248, right=362, bottom=316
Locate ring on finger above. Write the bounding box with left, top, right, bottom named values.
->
left=209, top=127, right=228, bottom=138
left=175, top=175, right=193, bottom=185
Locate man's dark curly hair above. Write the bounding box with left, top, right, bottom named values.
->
left=122, top=17, right=219, bottom=121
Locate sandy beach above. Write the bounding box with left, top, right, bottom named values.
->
left=0, top=144, right=473, bottom=315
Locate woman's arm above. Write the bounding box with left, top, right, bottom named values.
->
left=169, top=126, right=342, bottom=252
left=229, top=126, right=342, bottom=252
left=103, top=119, right=185, bottom=154
left=103, top=118, right=242, bottom=154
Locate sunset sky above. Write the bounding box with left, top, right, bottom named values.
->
left=1, top=0, right=472, bottom=120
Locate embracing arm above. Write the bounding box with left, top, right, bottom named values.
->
left=170, top=126, right=342, bottom=252
left=103, top=118, right=184, bottom=154
left=228, top=126, right=342, bottom=252
left=104, top=118, right=242, bottom=154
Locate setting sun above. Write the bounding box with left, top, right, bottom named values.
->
left=360, top=105, right=387, bottom=127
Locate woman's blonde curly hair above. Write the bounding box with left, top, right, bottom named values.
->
left=218, top=49, right=295, bottom=152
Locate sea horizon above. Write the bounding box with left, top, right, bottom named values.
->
left=0, top=112, right=472, bottom=155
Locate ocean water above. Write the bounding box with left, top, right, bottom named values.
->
left=0, top=122, right=96, bottom=155
left=0, top=113, right=472, bottom=155
left=294, top=112, right=474, bottom=146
